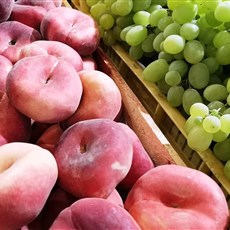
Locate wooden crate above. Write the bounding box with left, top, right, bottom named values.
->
left=66, top=0, right=230, bottom=209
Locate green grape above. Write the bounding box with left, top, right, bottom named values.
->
left=205, top=11, right=222, bottom=27
left=198, top=27, right=218, bottom=45
left=220, top=114, right=230, bottom=133
left=163, top=22, right=181, bottom=38
left=213, top=138, right=230, bottom=162
left=184, top=115, right=201, bottom=135
left=203, top=84, right=228, bottom=102
left=202, top=115, right=221, bottom=133
left=112, top=25, right=122, bottom=41
left=153, top=32, right=165, bottom=52
left=198, top=0, right=221, bottom=12
left=157, top=77, right=171, bottom=94
left=151, top=0, right=167, bottom=7
left=213, top=130, right=229, bottom=142
left=165, top=71, right=181, bottom=86
left=143, top=59, right=169, bottom=82
left=166, top=85, right=184, bottom=107
left=168, top=60, right=189, bottom=78
left=167, top=0, right=191, bottom=11
left=179, top=22, right=199, bottom=41
left=157, top=16, right=174, bottom=31
left=116, top=13, right=134, bottom=28
left=132, top=0, right=152, bottom=12
left=216, top=44, right=230, bottom=65
left=111, top=0, right=133, bottom=16
left=174, top=52, right=184, bottom=60
left=224, top=160, right=230, bottom=180
left=163, top=34, right=185, bottom=54
left=182, top=88, right=203, bottom=115
left=104, top=0, right=116, bottom=7
left=120, top=25, right=135, bottom=41
left=207, top=101, right=226, bottom=112
left=187, top=126, right=213, bottom=152
left=223, top=107, right=230, bottom=115
left=129, top=45, right=144, bottom=60
left=99, top=13, right=115, bottom=30
left=86, top=0, right=100, bottom=7
left=102, top=29, right=117, bottom=46
left=90, top=2, right=107, bottom=20
left=125, top=25, right=148, bottom=46
left=133, top=11, right=150, bottom=26
left=141, top=33, right=156, bottom=53
left=227, top=78, right=230, bottom=93
left=213, top=30, right=230, bottom=49
left=149, top=8, right=168, bottom=27
left=158, top=51, right=174, bottom=62
left=214, top=1, right=230, bottom=22
left=204, top=45, right=217, bottom=58
left=196, top=15, right=210, bottom=29
left=172, top=2, right=198, bottom=25
left=202, top=57, right=219, bottom=74
left=188, top=63, right=209, bottom=89
left=183, top=40, right=204, bottom=64
left=146, top=4, right=162, bottom=13
left=190, top=102, right=209, bottom=118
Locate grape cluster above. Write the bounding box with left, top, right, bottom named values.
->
left=86, top=0, right=230, bottom=179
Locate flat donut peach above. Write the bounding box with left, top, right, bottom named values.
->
left=0, top=142, right=58, bottom=230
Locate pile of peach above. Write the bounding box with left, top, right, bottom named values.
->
left=0, top=1, right=229, bottom=229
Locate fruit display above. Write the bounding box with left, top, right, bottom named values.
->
left=0, top=0, right=229, bottom=229
left=79, top=0, right=230, bottom=181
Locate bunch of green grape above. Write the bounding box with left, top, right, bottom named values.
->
left=86, top=0, right=230, bottom=179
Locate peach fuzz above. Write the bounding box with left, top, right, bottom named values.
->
left=49, top=198, right=141, bottom=230
left=15, top=0, right=62, bottom=10
left=0, top=142, right=58, bottom=230
left=125, top=165, right=229, bottom=230
left=40, top=6, right=100, bottom=56
left=0, top=92, right=31, bottom=146
left=0, top=55, right=13, bottom=92
left=53, top=118, right=133, bottom=199
left=19, top=40, right=83, bottom=72
left=6, top=55, right=83, bottom=123
left=63, top=69, right=122, bottom=127
left=0, top=0, right=14, bottom=22
left=0, top=21, right=41, bottom=64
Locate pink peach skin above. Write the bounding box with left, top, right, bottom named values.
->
left=117, top=123, right=154, bottom=193
left=49, top=198, right=141, bottom=230
left=0, top=55, right=13, bottom=92
left=9, top=4, right=47, bottom=31
left=0, top=0, right=14, bottom=22
left=19, top=40, right=83, bottom=72
left=53, top=118, right=133, bottom=199
left=0, top=142, right=58, bottom=230
left=6, top=55, right=83, bottom=123
left=125, top=165, right=230, bottom=230
left=63, top=69, right=122, bottom=127
left=0, top=21, right=41, bottom=64
left=0, top=91, right=32, bottom=146
left=82, top=56, right=98, bottom=70
left=15, top=0, right=62, bottom=11
left=40, top=7, right=100, bottom=56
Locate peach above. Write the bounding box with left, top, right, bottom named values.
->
left=125, top=165, right=229, bottom=230
left=0, top=21, right=41, bottom=64
left=0, top=142, right=58, bottom=230
left=117, top=123, right=154, bottom=193
left=82, top=56, right=98, bottom=70
left=63, top=69, right=122, bottom=127
left=15, top=0, right=62, bottom=11
left=106, top=189, right=124, bottom=208
left=40, top=6, right=100, bottom=56
left=6, top=55, right=83, bottom=123
left=0, top=55, right=13, bottom=92
left=53, top=118, right=133, bottom=199
left=19, top=40, right=83, bottom=72
left=0, top=0, right=14, bottom=22
left=36, top=123, right=64, bottom=154
left=9, top=4, right=47, bottom=31
left=0, top=91, right=31, bottom=146
left=49, top=198, right=141, bottom=230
